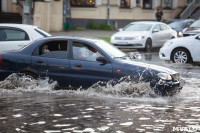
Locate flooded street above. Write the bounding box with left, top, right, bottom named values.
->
left=1, top=52, right=200, bottom=133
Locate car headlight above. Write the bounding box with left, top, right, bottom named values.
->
left=111, top=36, right=115, bottom=40
left=163, top=41, right=173, bottom=47
left=178, top=31, right=183, bottom=37
left=158, top=73, right=172, bottom=81
left=134, top=36, right=145, bottom=40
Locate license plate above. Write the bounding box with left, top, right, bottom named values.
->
left=117, top=42, right=128, bottom=44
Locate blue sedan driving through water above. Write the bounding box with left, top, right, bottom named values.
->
left=0, top=36, right=183, bottom=96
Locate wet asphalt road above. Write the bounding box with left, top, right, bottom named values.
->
left=0, top=51, right=200, bottom=133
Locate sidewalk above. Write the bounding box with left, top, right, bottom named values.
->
left=50, top=29, right=117, bottom=38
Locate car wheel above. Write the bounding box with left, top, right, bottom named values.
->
left=20, top=72, right=37, bottom=82
left=172, top=49, right=190, bottom=63
left=145, top=38, right=152, bottom=53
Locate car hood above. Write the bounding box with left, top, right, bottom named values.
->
left=112, top=31, right=149, bottom=37
left=120, top=59, right=177, bottom=74
left=171, top=35, right=194, bottom=41
left=171, top=28, right=183, bottom=32
left=184, top=28, right=200, bottom=33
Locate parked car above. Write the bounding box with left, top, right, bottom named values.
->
left=110, top=21, right=177, bottom=52
left=0, top=36, right=183, bottom=96
left=182, top=19, right=200, bottom=37
left=168, top=19, right=195, bottom=37
left=0, top=24, right=51, bottom=52
left=159, top=34, right=200, bottom=63
left=164, top=19, right=182, bottom=24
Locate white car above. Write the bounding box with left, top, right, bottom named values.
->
left=110, top=21, right=177, bottom=52
left=159, top=34, right=200, bottom=63
left=0, top=24, right=51, bottom=52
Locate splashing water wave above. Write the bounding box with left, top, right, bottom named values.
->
left=0, top=74, right=158, bottom=98
left=1, top=73, right=199, bottom=100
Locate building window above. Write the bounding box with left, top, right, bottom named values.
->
left=143, top=0, right=152, bottom=9
left=70, top=0, right=95, bottom=7
left=162, top=0, right=172, bottom=9
left=120, top=0, right=131, bottom=8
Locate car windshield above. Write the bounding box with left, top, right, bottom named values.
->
left=34, top=28, right=51, bottom=37
left=123, top=23, right=152, bottom=31
left=95, top=40, right=127, bottom=59
left=189, top=20, right=200, bottom=28
left=168, top=21, right=185, bottom=29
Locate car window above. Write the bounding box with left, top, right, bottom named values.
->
left=72, top=41, right=103, bottom=62
left=153, top=24, right=160, bottom=31
left=123, top=23, right=152, bottom=31
left=160, top=24, right=168, bottom=31
left=168, top=21, right=185, bottom=29
left=0, top=28, right=29, bottom=41
left=95, top=40, right=126, bottom=59
left=39, top=41, right=68, bottom=59
left=189, top=20, right=200, bottom=28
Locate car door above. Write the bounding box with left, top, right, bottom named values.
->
left=0, top=27, right=30, bottom=52
left=160, top=24, right=171, bottom=42
left=31, top=40, right=70, bottom=87
left=193, top=35, right=200, bottom=61
left=69, top=40, right=113, bottom=88
left=151, top=24, right=163, bottom=47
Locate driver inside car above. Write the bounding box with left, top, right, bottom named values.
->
left=78, top=46, right=100, bottom=61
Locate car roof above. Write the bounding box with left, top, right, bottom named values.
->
left=36, top=36, right=102, bottom=43
left=171, top=19, right=194, bottom=22
left=130, top=21, right=165, bottom=25
left=0, top=23, right=38, bottom=29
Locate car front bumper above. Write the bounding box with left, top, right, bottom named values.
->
left=151, top=79, right=184, bottom=96
left=111, top=39, right=146, bottom=49
left=159, top=46, right=171, bottom=61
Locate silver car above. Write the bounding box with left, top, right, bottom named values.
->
left=0, top=24, right=51, bottom=52
left=111, top=21, right=177, bottom=52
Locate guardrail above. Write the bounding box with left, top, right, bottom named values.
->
left=180, top=0, right=200, bottom=19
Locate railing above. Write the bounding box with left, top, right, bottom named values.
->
left=180, top=0, right=200, bottom=19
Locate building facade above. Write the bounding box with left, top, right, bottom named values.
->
left=0, top=0, right=195, bottom=32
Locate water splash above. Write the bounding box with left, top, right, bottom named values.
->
left=0, top=73, right=57, bottom=91
left=0, top=74, right=158, bottom=98
left=75, top=76, right=157, bottom=98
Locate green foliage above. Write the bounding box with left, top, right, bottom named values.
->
left=96, top=37, right=111, bottom=43
left=73, top=26, right=84, bottom=31
left=86, top=22, right=113, bottom=31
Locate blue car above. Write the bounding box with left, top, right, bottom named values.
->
left=168, top=19, right=194, bottom=37
left=0, top=36, right=183, bottom=96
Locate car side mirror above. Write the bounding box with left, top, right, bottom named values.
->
left=153, top=29, right=159, bottom=33
left=96, top=56, right=107, bottom=63
left=119, top=28, right=123, bottom=31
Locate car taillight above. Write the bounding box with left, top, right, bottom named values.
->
left=0, top=54, right=2, bottom=66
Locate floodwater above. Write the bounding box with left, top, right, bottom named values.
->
left=1, top=52, right=200, bottom=133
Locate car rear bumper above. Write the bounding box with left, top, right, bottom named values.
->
left=0, top=70, right=15, bottom=81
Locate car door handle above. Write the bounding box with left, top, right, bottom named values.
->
left=75, top=64, right=82, bottom=67
left=36, top=60, right=43, bottom=63
left=18, top=44, right=26, bottom=47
